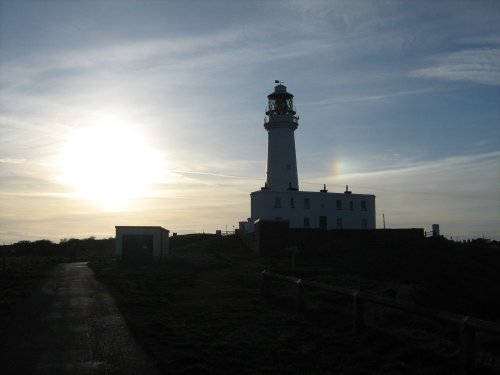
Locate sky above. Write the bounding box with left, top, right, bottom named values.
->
left=0, top=0, right=499, bottom=243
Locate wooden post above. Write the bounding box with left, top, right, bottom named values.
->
left=296, top=279, right=304, bottom=312
left=260, top=270, right=271, bottom=300
left=459, top=317, right=476, bottom=375
left=2, top=254, right=5, bottom=273
left=353, top=291, right=365, bottom=334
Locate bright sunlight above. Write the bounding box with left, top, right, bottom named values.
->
left=58, top=118, right=166, bottom=209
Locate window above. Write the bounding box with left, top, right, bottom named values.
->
left=274, top=197, right=281, bottom=208
left=361, top=201, right=367, bottom=211
left=350, top=200, right=354, bottom=210
left=361, top=219, right=368, bottom=229
left=290, top=197, right=295, bottom=208
left=336, top=218, right=343, bottom=229
left=304, top=217, right=310, bottom=228
left=304, top=198, right=310, bottom=209
left=336, top=200, right=342, bottom=210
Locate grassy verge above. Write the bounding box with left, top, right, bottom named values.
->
left=89, top=235, right=500, bottom=374
left=0, top=255, right=65, bottom=330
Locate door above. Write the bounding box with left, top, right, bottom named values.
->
left=319, top=216, right=327, bottom=230
left=122, top=234, right=154, bottom=263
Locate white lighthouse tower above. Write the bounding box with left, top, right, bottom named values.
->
left=264, top=82, right=299, bottom=191
left=244, top=82, right=376, bottom=233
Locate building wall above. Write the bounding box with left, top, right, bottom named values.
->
left=115, top=226, right=169, bottom=260
left=249, top=190, right=375, bottom=232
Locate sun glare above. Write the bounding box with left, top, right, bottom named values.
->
left=59, top=118, right=166, bottom=209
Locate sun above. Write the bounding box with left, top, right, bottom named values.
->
left=58, top=118, right=165, bottom=209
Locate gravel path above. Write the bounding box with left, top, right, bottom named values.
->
left=0, top=262, right=161, bottom=375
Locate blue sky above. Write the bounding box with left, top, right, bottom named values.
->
left=1, top=0, right=499, bottom=243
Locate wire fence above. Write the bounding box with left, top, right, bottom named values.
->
left=260, top=269, right=500, bottom=375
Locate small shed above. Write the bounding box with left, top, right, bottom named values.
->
left=115, top=226, right=169, bottom=262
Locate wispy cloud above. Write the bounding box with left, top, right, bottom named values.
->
left=409, top=47, right=500, bottom=86
left=337, top=150, right=500, bottom=179
left=0, top=158, right=26, bottom=164
left=173, top=170, right=256, bottom=181
left=0, top=28, right=329, bottom=93
left=300, top=87, right=439, bottom=107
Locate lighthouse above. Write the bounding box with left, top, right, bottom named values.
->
left=264, top=83, right=299, bottom=191
left=244, top=82, right=376, bottom=233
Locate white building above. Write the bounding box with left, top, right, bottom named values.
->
left=246, top=83, right=375, bottom=232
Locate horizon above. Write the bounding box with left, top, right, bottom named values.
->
left=1, top=0, right=499, bottom=243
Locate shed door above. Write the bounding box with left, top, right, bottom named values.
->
left=122, top=234, right=154, bottom=262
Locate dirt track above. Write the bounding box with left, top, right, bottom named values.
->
left=0, top=262, right=160, bottom=375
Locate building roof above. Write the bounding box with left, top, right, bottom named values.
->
left=115, top=226, right=169, bottom=232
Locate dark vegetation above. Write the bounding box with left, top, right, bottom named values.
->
left=0, top=256, right=61, bottom=332
left=0, top=237, right=114, bottom=331
left=1, top=237, right=114, bottom=258
left=290, top=236, right=500, bottom=321
left=1, top=235, right=499, bottom=373
left=87, top=234, right=500, bottom=374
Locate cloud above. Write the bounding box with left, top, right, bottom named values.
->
left=324, top=151, right=500, bottom=204
left=1, top=28, right=327, bottom=91
left=173, top=169, right=256, bottom=181
left=339, top=150, right=500, bottom=180
left=0, top=158, right=26, bottom=164
left=409, top=47, right=500, bottom=86
left=300, top=87, right=439, bottom=107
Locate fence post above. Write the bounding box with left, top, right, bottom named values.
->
left=2, top=254, right=5, bottom=273
left=353, top=291, right=365, bottom=334
left=286, top=246, right=299, bottom=271
left=260, top=270, right=271, bottom=300
left=296, top=279, right=304, bottom=312
left=459, top=317, right=475, bottom=375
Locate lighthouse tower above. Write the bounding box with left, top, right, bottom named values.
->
left=264, top=82, right=299, bottom=191
left=243, top=82, right=376, bottom=234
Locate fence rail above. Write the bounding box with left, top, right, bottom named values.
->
left=260, top=269, right=500, bottom=375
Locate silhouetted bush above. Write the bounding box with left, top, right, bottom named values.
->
left=1, top=237, right=115, bottom=259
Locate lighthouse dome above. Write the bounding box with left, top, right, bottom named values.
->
left=275, top=84, right=287, bottom=93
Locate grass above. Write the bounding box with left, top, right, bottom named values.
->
left=0, top=255, right=65, bottom=331
left=90, top=235, right=500, bottom=374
